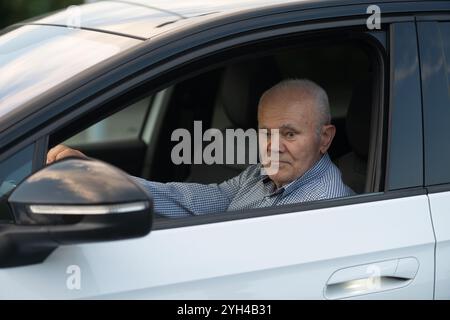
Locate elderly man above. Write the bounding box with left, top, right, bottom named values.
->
left=47, top=79, right=354, bottom=217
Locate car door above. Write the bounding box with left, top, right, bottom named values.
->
left=417, top=17, right=450, bottom=300
left=0, top=9, right=436, bottom=299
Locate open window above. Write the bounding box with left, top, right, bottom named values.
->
left=49, top=28, right=386, bottom=220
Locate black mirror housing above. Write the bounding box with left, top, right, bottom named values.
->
left=0, top=158, right=153, bottom=268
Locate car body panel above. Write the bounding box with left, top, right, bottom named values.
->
left=24, top=0, right=450, bottom=40
left=427, top=192, right=450, bottom=300
left=26, top=0, right=338, bottom=39
left=0, top=25, right=141, bottom=123
left=0, top=195, right=435, bottom=299
left=0, top=0, right=446, bottom=299
left=29, top=0, right=208, bottom=40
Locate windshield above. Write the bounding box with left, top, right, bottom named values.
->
left=0, top=24, right=141, bottom=122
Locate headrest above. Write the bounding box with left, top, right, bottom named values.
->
left=346, top=79, right=373, bottom=159
left=219, top=58, right=281, bottom=129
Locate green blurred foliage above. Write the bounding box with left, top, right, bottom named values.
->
left=0, top=0, right=84, bottom=29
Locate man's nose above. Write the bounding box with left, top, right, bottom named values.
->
left=268, top=136, right=285, bottom=153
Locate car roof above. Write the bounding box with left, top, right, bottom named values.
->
left=22, top=0, right=374, bottom=39
left=0, top=0, right=444, bottom=139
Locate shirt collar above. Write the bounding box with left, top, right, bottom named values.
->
left=261, top=153, right=332, bottom=196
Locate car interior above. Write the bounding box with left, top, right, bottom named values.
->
left=61, top=39, right=379, bottom=199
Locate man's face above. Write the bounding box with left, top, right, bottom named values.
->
left=258, top=92, right=330, bottom=188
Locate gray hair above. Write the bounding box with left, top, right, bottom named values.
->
left=260, top=79, right=331, bottom=137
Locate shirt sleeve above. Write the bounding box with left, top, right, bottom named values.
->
left=129, top=169, right=246, bottom=218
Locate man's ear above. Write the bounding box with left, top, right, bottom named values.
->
left=319, top=124, right=336, bottom=154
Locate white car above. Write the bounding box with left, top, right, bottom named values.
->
left=0, top=0, right=449, bottom=299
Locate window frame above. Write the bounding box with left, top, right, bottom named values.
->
left=1, top=13, right=424, bottom=229
left=49, top=28, right=389, bottom=227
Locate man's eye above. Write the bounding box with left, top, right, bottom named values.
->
left=285, top=132, right=296, bottom=139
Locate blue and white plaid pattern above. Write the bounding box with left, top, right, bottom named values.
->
left=131, top=153, right=355, bottom=218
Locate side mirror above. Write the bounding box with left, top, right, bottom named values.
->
left=0, top=158, right=153, bottom=268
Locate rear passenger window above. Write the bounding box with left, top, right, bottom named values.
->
left=418, top=21, right=450, bottom=186
left=441, top=22, right=450, bottom=83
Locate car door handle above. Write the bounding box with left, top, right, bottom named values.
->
left=325, top=257, right=419, bottom=299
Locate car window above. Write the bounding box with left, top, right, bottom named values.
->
left=48, top=29, right=385, bottom=223
left=0, top=25, right=141, bottom=123
left=65, top=96, right=152, bottom=145
left=419, top=21, right=450, bottom=186
left=441, top=22, right=450, bottom=87
left=0, top=144, right=34, bottom=221
left=147, top=42, right=376, bottom=195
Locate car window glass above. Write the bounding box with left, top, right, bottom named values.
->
left=50, top=33, right=384, bottom=222
left=65, top=96, right=152, bottom=145
left=441, top=22, right=450, bottom=86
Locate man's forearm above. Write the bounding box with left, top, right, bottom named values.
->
left=130, top=176, right=231, bottom=218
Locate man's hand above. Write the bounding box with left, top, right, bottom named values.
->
left=46, top=144, right=88, bottom=165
